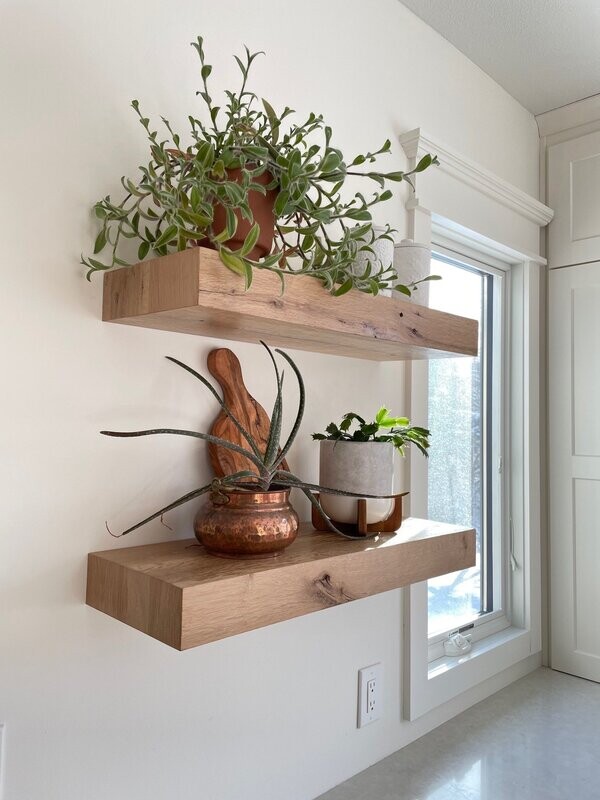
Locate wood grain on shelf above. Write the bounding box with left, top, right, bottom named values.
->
left=86, top=519, right=475, bottom=650
left=103, top=248, right=478, bottom=361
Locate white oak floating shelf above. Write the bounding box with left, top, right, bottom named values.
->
left=103, top=248, right=478, bottom=361
left=86, top=519, right=475, bottom=650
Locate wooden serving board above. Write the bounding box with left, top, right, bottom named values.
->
left=207, top=348, right=289, bottom=477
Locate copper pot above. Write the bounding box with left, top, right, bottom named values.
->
left=194, top=486, right=299, bottom=559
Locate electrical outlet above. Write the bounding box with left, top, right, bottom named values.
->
left=357, top=663, right=382, bottom=727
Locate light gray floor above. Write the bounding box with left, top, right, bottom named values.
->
left=318, top=667, right=600, bottom=800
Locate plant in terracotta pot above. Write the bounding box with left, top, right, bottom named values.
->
left=82, top=36, right=438, bottom=297
left=101, top=344, right=393, bottom=558
left=313, top=408, right=430, bottom=526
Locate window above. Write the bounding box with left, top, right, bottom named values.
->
left=426, top=252, right=508, bottom=648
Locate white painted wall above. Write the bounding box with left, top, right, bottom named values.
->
left=0, top=1, right=539, bottom=798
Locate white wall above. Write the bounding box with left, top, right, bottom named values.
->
left=0, top=1, right=539, bottom=798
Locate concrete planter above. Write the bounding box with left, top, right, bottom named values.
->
left=318, top=440, right=395, bottom=525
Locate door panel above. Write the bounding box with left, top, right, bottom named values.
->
left=548, top=131, right=600, bottom=268
left=550, top=263, right=600, bottom=681
left=573, top=479, right=600, bottom=657
left=573, top=287, right=600, bottom=456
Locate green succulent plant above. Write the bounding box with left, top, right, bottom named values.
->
left=101, top=343, right=393, bottom=539
left=313, top=407, right=431, bottom=457
left=82, top=36, right=438, bottom=297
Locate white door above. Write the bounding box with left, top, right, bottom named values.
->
left=548, top=130, right=600, bottom=268
left=550, top=262, right=600, bottom=681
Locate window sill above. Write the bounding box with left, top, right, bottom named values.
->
left=428, top=626, right=529, bottom=680
left=404, top=621, right=535, bottom=721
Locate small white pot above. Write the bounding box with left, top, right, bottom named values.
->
left=318, top=440, right=395, bottom=525
left=393, top=239, right=431, bottom=304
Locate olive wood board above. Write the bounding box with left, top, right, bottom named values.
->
left=86, top=519, right=475, bottom=650
left=102, top=247, right=478, bottom=361
left=207, top=347, right=288, bottom=477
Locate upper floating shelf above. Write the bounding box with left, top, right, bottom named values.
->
left=102, top=248, right=478, bottom=361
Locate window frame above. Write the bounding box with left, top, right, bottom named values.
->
left=402, top=222, right=542, bottom=722
left=425, top=246, right=512, bottom=660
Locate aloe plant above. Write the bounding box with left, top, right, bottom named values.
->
left=82, top=36, right=438, bottom=297
left=313, top=407, right=431, bottom=457
left=101, top=343, right=391, bottom=539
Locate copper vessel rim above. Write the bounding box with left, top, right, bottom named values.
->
left=212, top=485, right=291, bottom=506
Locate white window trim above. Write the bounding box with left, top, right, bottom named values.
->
left=402, top=218, right=543, bottom=721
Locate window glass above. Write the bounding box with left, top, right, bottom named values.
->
left=427, top=257, right=486, bottom=636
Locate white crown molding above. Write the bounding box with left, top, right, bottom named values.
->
left=536, top=94, right=600, bottom=139
left=399, top=128, right=553, bottom=227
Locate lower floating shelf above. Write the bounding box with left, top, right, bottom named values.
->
left=86, top=519, right=475, bottom=650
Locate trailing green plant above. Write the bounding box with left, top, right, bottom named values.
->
left=82, top=36, right=439, bottom=297
left=313, top=407, right=431, bottom=457
left=101, top=343, right=393, bottom=539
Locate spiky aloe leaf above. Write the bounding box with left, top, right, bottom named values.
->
left=261, top=342, right=284, bottom=467
left=100, top=427, right=267, bottom=475
left=271, top=347, right=305, bottom=469
left=274, top=470, right=396, bottom=500
left=107, top=482, right=214, bottom=537
left=105, top=470, right=259, bottom=537
left=165, top=356, right=264, bottom=461
left=288, top=483, right=369, bottom=541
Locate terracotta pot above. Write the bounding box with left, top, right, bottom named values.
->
left=211, top=168, right=277, bottom=260
left=194, top=486, right=299, bottom=559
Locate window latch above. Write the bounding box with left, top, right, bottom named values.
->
left=443, top=630, right=472, bottom=657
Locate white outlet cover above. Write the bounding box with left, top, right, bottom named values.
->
left=357, top=663, right=383, bottom=728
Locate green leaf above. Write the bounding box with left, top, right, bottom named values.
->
left=379, top=416, right=410, bottom=428
left=382, top=171, right=406, bottom=182
left=375, top=407, right=389, bottom=425
left=219, top=249, right=247, bottom=278
left=262, top=98, right=280, bottom=144
left=84, top=256, right=110, bottom=271
left=415, top=153, right=434, bottom=172
left=154, top=224, right=177, bottom=248
left=320, top=151, right=342, bottom=173
left=239, top=222, right=260, bottom=257
left=225, top=208, right=238, bottom=238
left=93, top=229, right=107, bottom=254
left=137, top=241, right=150, bottom=260
left=342, top=412, right=366, bottom=425
left=274, top=190, right=290, bottom=217
left=333, top=278, right=353, bottom=297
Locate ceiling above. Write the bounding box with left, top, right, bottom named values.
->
left=399, top=0, right=600, bottom=115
